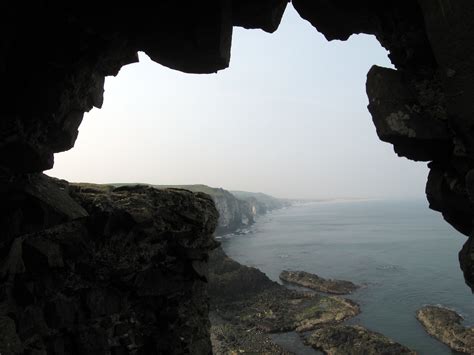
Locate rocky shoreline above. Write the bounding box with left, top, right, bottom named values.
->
left=208, top=247, right=414, bottom=354
left=416, top=305, right=474, bottom=354
left=280, top=270, right=359, bottom=295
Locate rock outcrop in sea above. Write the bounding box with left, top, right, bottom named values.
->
left=280, top=270, right=359, bottom=295
left=208, top=247, right=360, bottom=353
left=416, top=305, right=474, bottom=354
left=307, top=325, right=415, bottom=355
left=208, top=247, right=415, bottom=354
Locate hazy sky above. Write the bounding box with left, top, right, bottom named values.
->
left=50, top=5, right=429, bottom=200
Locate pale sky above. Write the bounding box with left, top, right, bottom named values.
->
left=50, top=4, right=429, bottom=200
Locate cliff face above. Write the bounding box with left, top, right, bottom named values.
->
left=213, top=190, right=288, bottom=235
left=0, top=175, right=218, bottom=355
left=231, top=191, right=290, bottom=216
left=153, top=185, right=287, bottom=235
left=212, top=192, right=255, bottom=235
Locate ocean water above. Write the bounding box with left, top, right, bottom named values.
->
left=220, top=199, right=474, bottom=355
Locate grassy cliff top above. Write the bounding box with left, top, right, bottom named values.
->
left=151, top=184, right=228, bottom=197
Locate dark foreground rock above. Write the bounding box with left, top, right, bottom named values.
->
left=307, top=325, right=415, bottom=355
left=0, top=176, right=219, bottom=355
left=208, top=246, right=280, bottom=301
left=416, top=305, right=474, bottom=354
left=210, top=313, right=293, bottom=355
left=280, top=270, right=359, bottom=295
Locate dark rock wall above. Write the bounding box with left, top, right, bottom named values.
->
left=0, top=177, right=218, bottom=354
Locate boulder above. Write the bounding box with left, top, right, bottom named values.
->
left=307, top=325, right=415, bottom=355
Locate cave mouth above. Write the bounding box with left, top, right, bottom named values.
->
left=2, top=1, right=474, bottom=354
left=50, top=8, right=427, bottom=203
left=44, top=6, right=472, bottom=353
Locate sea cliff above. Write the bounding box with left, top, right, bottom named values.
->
left=0, top=175, right=219, bottom=355
left=153, top=184, right=290, bottom=235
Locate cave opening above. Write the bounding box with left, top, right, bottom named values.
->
left=42, top=5, right=472, bottom=354
left=50, top=6, right=426, bottom=200
left=3, top=1, right=474, bottom=354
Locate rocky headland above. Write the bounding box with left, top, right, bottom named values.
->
left=0, top=175, right=219, bottom=354
left=153, top=185, right=290, bottom=235
left=416, top=305, right=474, bottom=354
left=280, top=270, right=359, bottom=295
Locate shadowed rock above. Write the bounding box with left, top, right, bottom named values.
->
left=307, top=325, right=415, bottom=355
left=280, top=270, right=359, bottom=295
left=0, top=177, right=219, bottom=355
left=416, top=305, right=474, bottom=354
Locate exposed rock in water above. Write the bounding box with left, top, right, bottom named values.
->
left=416, top=305, right=474, bottom=354
left=211, top=284, right=360, bottom=334
left=307, top=325, right=415, bottom=355
left=208, top=247, right=360, bottom=353
left=0, top=175, right=219, bottom=355
left=280, top=270, right=359, bottom=295
left=209, top=249, right=416, bottom=354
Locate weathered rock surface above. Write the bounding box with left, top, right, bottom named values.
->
left=225, top=285, right=348, bottom=334
left=280, top=270, right=359, bottom=295
left=210, top=313, right=293, bottom=355
left=416, top=305, right=474, bottom=354
left=0, top=175, right=219, bottom=355
left=208, top=247, right=279, bottom=301
left=208, top=247, right=360, bottom=353
left=307, top=325, right=415, bottom=355
left=208, top=249, right=416, bottom=354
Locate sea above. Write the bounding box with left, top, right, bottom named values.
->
left=218, top=199, right=474, bottom=355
